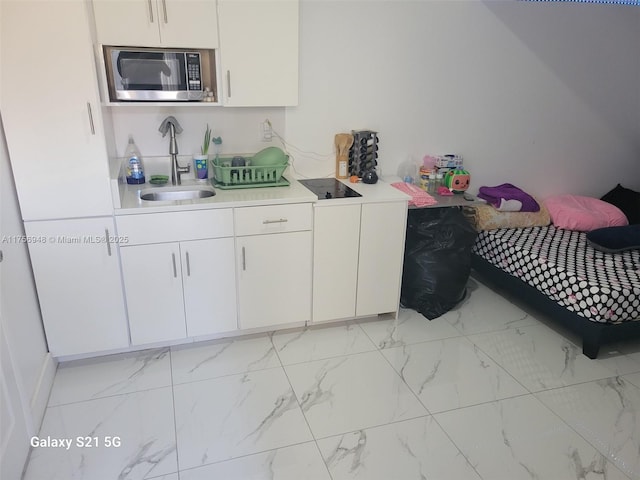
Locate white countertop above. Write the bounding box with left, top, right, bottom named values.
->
left=311, top=177, right=411, bottom=207
left=115, top=176, right=410, bottom=215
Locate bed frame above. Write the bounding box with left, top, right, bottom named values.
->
left=471, top=253, right=640, bottom=359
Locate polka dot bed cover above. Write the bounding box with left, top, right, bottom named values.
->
left=473, top=225, right=640, bottom=324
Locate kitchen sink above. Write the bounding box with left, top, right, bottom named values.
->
left=140, top=188, right=216, bottom=201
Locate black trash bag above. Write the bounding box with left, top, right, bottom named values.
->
left=401, top=207, right=478, bottom=319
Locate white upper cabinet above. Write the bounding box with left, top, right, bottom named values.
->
left=1, top=0, right=114, bottom=221
left=218, top=0, right=299, bottom=106
left=92, top=0, right=219, bottom=48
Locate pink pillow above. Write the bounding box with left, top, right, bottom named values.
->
left=544, top=194, right=628, bottom=231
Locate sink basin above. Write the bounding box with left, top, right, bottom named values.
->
left=140, top=188, right=216, bottom=202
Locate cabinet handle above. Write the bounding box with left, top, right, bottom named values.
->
left=227, top=70, right=231, bottom=97
left=262, top=218, right=288, bottom=224
left=161, top=0, right=168, bottom=23
left=104, top=228, right=112, bottom=257
left=147, top=0, right=154, bottom=22
left=87, top=102, right=95, bottom=135
left=185, top=251, right=191, bottom=276
left=242, top=246, right=246, bottom=271
left=171, top=253, right=177, bottom=278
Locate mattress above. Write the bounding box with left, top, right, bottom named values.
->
left=472, top=226, right=640, bottom=324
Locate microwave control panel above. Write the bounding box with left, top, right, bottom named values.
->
left=186, top=53, right=202, bottom=91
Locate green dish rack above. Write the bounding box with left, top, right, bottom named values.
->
left=211, top=156, right=290, bottom=189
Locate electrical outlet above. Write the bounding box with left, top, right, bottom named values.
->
left=261, top=120, right=273, bottom=142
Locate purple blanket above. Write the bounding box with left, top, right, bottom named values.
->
left=477, top=183, right=540, bottom=212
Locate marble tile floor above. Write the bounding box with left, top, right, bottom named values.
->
left=22, top=277, right=640, bottom=480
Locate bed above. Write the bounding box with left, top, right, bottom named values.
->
left=470, top=225, right=640, bottom=358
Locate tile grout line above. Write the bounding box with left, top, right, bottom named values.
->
left=373, top=332, right=433, bottom=417
left=428, top=411, right=487, bottom=480
left=171, top=364, right=283, bottom=387
left=46, top=383, right=172, bottom=409
left=269, top=330, right=336, bottom=480
left=168, top=348, right=182, bottom=480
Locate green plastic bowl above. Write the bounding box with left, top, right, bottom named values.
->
left=250, top=146, right=287, bottom=166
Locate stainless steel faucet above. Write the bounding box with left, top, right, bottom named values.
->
left=159, top=116, right=190, bottom=185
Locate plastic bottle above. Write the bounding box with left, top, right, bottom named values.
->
left=124, top=135, right=145, bottom=184
left=428, top=173, right=437, bottom=194
left=398, top=159, right=417, bottom=184
left=436, top=172, right=444, bottom=192
left=418, top=167, right=430, bottom=191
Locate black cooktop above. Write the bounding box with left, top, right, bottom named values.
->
left=299, top=178, right=362, bottom=200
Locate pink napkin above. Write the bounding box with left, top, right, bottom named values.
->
left=391, top=182, right=438, bottom=207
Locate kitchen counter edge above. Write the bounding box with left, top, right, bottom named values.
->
left=115, top=177, right=410, bottom=215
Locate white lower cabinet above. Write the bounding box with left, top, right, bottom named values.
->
left=356, top=202, right=408, bottom=316
left=120, top=242, right=186, bottom=345
left=24, top=217, right=129, bottom=357
left=182, top=238, right=237, bottom=337
left=117, top=209, right=237, bottom=346
left=234, top=204, right=312, bottom=329
left=120, top=238, right=237, bottom=345
left=312, top=204, right=361, bottom=322
left=311, top=201, right=408, bottom=322
left=113, top=198, right=403, bottom=350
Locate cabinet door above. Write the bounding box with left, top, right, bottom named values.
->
left=24, top=218, right=129, bottom=357
left=93, top=0, right=219, bottom=48
left=160, top=0, right=219, bottom=48
left=1, top=0, right=114, bottom=221
left=120, top=243, right=187, bottom=345
left=218, top=0, right=299, bottom=106
left=356, top=202, right=407, bottom=317
left=237, top=231, right=311, bottom=329
left=181, top=238, right=237, bottom=337
left=92, top=0, right=161, bottom=46
left=1, top=325, right=31, bottom=479
left=312, top=204, right=361, bottom=322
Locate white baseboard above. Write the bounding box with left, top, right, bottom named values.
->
left=28, top=353, right=56, bottom=435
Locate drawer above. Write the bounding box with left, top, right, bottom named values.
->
left=234, top=203, right=312, bottom=236
left=116, top=209, right=233, bottom=245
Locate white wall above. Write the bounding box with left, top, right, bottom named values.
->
left=285, top=0, right=640, bottom=198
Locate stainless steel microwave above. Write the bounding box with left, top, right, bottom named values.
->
left=103, top=46, right=216, bottom=102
